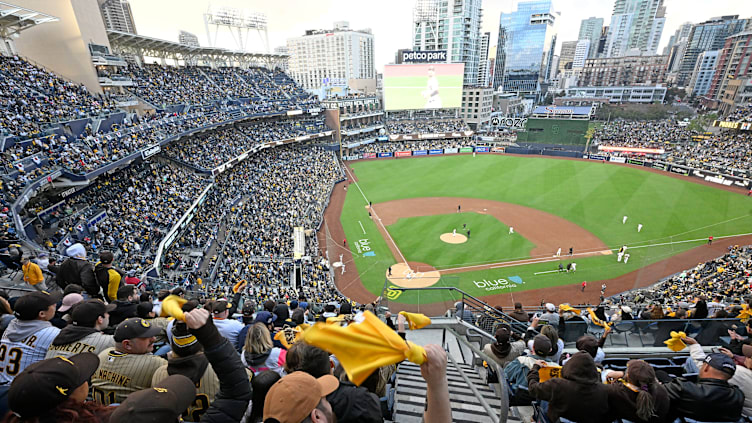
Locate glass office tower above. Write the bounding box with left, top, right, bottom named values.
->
left=493, top=0, right=558, bottom=100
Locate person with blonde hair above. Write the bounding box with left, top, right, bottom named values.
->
left=241, top=322, right=286, bottom=376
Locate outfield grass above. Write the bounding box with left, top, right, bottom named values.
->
left=388, top=213, right=535, bottom=269
left=340, top=155, right=752, bottom=303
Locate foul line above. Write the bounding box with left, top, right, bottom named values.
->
left=439, top=249, right=612, bottom=274
left=358, top=221, right=366, bottom=234
left=343, top=165, right=409, bottom=265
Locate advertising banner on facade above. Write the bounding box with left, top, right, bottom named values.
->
left=413, top=150, right=428, bottom=156
left=378, top=152, right=393, bottom=158
left=475, top=146, right=490, bottom=153
left=395, top=151, right=412, bottom=157
left=429, top=149, right=443, bottom=155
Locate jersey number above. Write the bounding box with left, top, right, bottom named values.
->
left=92, top=388, right=117, bottom=405
left=183, top=393, right=210, bottom=421
left=0, top=345, right=23, bottom=376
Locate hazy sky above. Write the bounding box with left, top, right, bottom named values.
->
left=129, top=0, right=752, bottom=71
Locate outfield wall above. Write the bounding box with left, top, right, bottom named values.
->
left=342, top=146, right=751, bottom=189
left=516, top=118, right=589, bottom=146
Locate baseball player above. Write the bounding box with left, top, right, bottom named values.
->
left=0, top=292, right=61, bottom=384
left=637, top=223, right=643, bottom=232
left=569, top=247, right=573, bottom=256
left=45, top=299, right=116, bottom=359
left=556, top=247, right=561, bottom=257
left=452, top=229, right=456, bottom=237
left=571, top=262, right=577, bottom=272
left=623, top=215, right=628, bottom=224
left=457, top=205, right=461, bottom=213
left=566, top=263, right=572, bottom=273
left=623, top=253, right=630, bottom=264
left=388, top=266, right=392, bottom=276
left=581, top=281, right=587, bottom=292
left=601, top=283, right=607, bottom=295
left=509, top=227, right=514, bottom=234
left=466, top=229, right=470, bottom=239
left=91, top=317, right=165, bottom=405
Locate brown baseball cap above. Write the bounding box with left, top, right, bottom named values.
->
left=263, top=372, right=339, bottom=423
left=743, top=344, right=752, bottom=359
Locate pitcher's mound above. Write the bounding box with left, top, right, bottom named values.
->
left=386, top=262, right=441, bottom=288
left=440, top=233, right=467, bottom=244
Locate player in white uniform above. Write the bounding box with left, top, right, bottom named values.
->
left=509, top=227, right=514, bottom=234
left=422, top=66, right=442, bottom=109
left=0, top=292, right=61, bottom=384
left=637, top=224, right=643, bottom=232
left=624, top=253, right=630, bottom=264
left=623, top=215, right=628, bottom=224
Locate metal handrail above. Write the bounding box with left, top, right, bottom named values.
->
left=443, top=326, right=508, bottom=423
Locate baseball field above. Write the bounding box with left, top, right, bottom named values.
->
left=320, top=154, right=752, bottom=312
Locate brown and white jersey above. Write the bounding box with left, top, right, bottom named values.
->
left=91, top=347, right=165, bottom=405
left=45, top=332, right=115, bottom=360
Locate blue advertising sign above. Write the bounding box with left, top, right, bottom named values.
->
left=429, top=149, right=443, bottom=155
left=378, top=152, right=393, bottom=158
left=413, top=150, right=428, bottom=156
left=475, top=146, right=490, bottom=153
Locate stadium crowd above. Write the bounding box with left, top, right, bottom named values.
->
left=353, top=139, right=475, bottom=154
left=386, top=118, right=468, bottom=134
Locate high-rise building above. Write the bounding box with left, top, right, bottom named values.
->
left=572, top=39, right=591, bottom=68
left=178, top=31, right=199, bottom=47
left=477, top=32, right=491, bottom=87
left=98, top=0, right=137, bottom=34
left=558, top=41, right=578, bottom=76
left=578, top=17, right=604, bottom=58
left=604, top=0, right=666, bottom=57
left=493, top=0, right=559, bottom=99
left=662, top=22, right=693, bottom=55
left=413, top=0, right=482, bottom=85
left=687, top=50, right=719, bottom=97
left=578, top=53, right=669, bottom=87
left=287, top=21, right=375, bottom=92
left=676, top=16, right=749, bottom=87
left=707, top=31, right=752, bottom=100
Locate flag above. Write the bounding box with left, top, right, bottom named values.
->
left=75, top=224, right=84, bottom=232
left=302, top=311, right=426, bottom=386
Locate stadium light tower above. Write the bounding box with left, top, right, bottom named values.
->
left=413, top=0, right=440, bottom=51
left=203, top=5, right=269, bottom=53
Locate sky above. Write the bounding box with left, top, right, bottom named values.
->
left=129, top=0, right=752, bottom=72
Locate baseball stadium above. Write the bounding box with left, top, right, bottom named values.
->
left=0, top=1, right=750, bottom=423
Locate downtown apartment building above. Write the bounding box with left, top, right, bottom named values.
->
left=577, top=54, right=668, bottom=87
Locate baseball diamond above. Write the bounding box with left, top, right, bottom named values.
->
left=319, top=153, right=752, bottom=314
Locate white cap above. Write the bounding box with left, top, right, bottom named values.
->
left=545, top=303, right=556, bottom=312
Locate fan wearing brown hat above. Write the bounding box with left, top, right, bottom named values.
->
left=45, top=299, right=116, bottom=360
left=0, top=291, right=61, bottom=385
left=90, top=317, right=165, bottom=405
left=482, top=324, right=525, bottom=368
left=3, top=352, right=114, bottom=423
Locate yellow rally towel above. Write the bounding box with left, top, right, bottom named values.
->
left=587, top=307, right=612, bottom=328
left=232, top=279, right=247, bottom=293
left=738, top=305, right=752, bottom=323
left=160, top=295, right=188, bottom=321
left=559, top=304, right=581, bottom=315
left=538, top=365, right=564, bottom=383
left=398, top=311, right=432, bottom=330
left=302, top=311, right=427, bottom=386
left=664, top=331, right=687, bottom=352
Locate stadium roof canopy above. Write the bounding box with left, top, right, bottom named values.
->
left=0, top=2, right=58, bottom=38
left=107, top=30, right=286, bottom=68
left=531, top=105, right=594, bottom=119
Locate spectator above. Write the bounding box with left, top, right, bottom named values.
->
left=45, top=299, right=115, bottom=359
left=504, top=335, right=556, bottom=405
left=283, top=342, right=381, bottom=423
left=508, top=302, right=529, bottom=322
left=247, top=370, right=281, bottom=423
left=209, top=297, right=243, bottom=347
left=604, top=359, right=670, bottom=423
left=483, top=324, right=525, bottom=368
left=0, top=291, right=61, bottom=384
left=454, top=301, right=473, bottom=323
left=527, top=352, right=610, bottom=423
left=663, top=347, right=744, bottom=422
left=90, top=317, right=164, bottom=404
left=538, top=303, right=560, bottom=329
left=20, top=256, right=44, bottom=291
left=241, top=323, right=286, bottom=377
left=94, top=250, right=124, bottom=302
left=3, top=352, right=113, bottom=422
left=108, top=285, right=139, bottom=327
left=56, top=243, right=96, bottom=295
left=263, top=371, right=339, bottom=423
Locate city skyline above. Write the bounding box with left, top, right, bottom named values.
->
left=128, top=0, right=752, bottom=72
